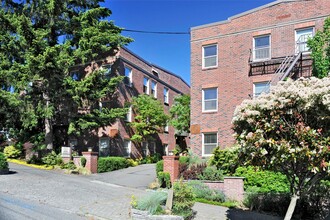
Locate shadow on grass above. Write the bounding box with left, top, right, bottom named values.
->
left=226, top=208, right=282, bottom=220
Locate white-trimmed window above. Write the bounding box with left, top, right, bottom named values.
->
left=253, top=82, right=270, bottom=98
left=295, top=27, right=314, bottom=53
left=102, top=64, right=112, bottom=79
left=164, top=87, right=169, bottom=104
left=99, top=137, right=110, bottom=149
left=142, top=141, right=156, bottom=156
left=123, top=139, right=131, bottom=157
left=164, top=144, right=169, bottom=156
left=125, top=106, right=132, bottom=122
left=203, top=133, right=218, bottom=156
left=203, top=44, right=217, bottom=68
left=143, top=77, right=149, bottom=94
left=124, top=66, right=132, bottom=86
left=151, top=80, right=157, bottom=98
left=202, top=88, right=218, bottom=112
left=253, top=35, right=271, bottom=61
left=164, top=124, right=169, bottom=133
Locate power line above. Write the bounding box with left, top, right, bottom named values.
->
left=123, top=29, right=190, bottom=35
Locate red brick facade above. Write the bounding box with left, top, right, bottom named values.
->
left=70, top=47, right=190, bottom=158
left=190, top=0, right=330, bottom=156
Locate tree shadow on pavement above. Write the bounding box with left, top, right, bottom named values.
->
left=226, top=208, right=283, bottom=220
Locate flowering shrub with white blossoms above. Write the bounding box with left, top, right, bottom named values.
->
left=232, top=77, right=330, bottom=217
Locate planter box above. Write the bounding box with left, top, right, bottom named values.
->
left=131, top=208, right=183, bottom=220
left=0, top=168, right=9, bottom=175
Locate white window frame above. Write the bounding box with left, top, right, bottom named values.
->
left=202, top=133, right=218, bottom=157
left=143, top=77, right=149, bottom=94
left=202, top=88, right=218, bottom=112
left=202, top=44, right=218, bottom=68
left=124, top=66, right=132, bottom=86
left=295, top=27, right=314, bottom=54
left=253, top=81, right=270, bottom=98
left=253, top=35, right=271, bottom=61
left=151, top=80, right=157, bottom=98
left=123, top=139, right=131, bottom=158
left=125, top=105, right=132, bottom=122
left=164, top=87, right=169, bottom=104
left=164, top=123, right=169, bottom=133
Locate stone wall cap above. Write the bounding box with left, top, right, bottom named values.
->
left=224, top=176, right=245, bottom=179
left=162, top=156, right=180, bottom=160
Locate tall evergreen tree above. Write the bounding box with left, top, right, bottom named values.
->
left=0, top=0, right=132, bottom=149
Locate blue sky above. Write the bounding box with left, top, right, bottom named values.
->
left=103, top=0, right=275, bottom=85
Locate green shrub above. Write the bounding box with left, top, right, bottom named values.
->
left=4, top=145, right=21, bottom=159
left=0, top=152, right=8, bottom=169
left=80, top=157, right=87, bottom=167
left=234, top=166, right=289, bottom=193
left=198, top=166, right=224, bottom=181
left=42, top=151, right=62, bottom=166
left=179, top=156, right=189, bottom=164
left=186, top=180, right=225, bottom=203
left=60, top=161, right=76, bottom=170
left=26, top=155, right=43, bottom=164
left=135, top=191, right=167, bottom=215
left=126, top=158, right=139, bottom=167
left=157, top=171, right=171, bottom=188
left=210, top=146, right=239, bottom=175
left=156, top=160, right=163, bottom=177
left=172, top=179, right=195, bottom=220
left=97, top=157, right=128, bottom=173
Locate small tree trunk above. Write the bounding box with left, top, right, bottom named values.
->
left=284, top=194, right=299, bottom=220
left=44, top=93, right=53, bottom=150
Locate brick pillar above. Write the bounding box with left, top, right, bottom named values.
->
left=224, top=177, right=245, bottom=202
left=163, top=156, right=180, bottom=183
left=82, top=152, right=98, bottom=173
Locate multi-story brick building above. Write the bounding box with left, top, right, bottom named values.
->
left=190, top=0, right=330, bottom=156
left=68, top=47, right=190, bottom=158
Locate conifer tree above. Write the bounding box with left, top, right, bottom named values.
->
left=0, top=0, right=132, bottom=149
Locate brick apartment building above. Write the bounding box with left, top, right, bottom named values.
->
left=68, top=47, right=190, bottom=158
left=190, top=0, right=330, bottom=156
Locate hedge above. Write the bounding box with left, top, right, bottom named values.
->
left=98, top=157, right=128, bottom=173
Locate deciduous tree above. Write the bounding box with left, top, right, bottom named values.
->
left=169, top=94, right=190, bottom=134
left=233, top=77, right=330, bottom=220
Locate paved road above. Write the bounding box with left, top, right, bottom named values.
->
left=0, top=163, right=148, bottom=220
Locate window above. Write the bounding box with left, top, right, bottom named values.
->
left=102, top=64, right=112, bottom=79
left=253, top=82, right=270, bottom=98
left=203, top=133, right=218, bottom=156
left=151, top=81, right=157, bottom=98
left=71, top=72, right=81, bottom=81
left=202, top=88, right=218, bottom=112
left=253, top=35, right=270, bottom=61
left=124, top=66, right=132, bottom=86
left=164, top=87, right=169, bottom=104
left=143, top=77, right=149, bottom=94
left=164, top=124, right=169, bottom=133
left=203, top=44, right=217, bottom=68
left=149, top=142, right=156, bottom=155
left=164, top=144, right=169, bottom=156
left=123, top=140, right=131, bottom=157
left=99, top=138, right=110, bottom=149
left=68, top=139, right=78, bottom=148
left=125, top=106, right=132, bottom=122
left=142, top=142, right=148, bottom=156
left=296, top=28, right=314, bottom=53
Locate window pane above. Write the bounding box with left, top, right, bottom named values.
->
left=204, top=56, right=217, bottom=67
left=204, top=88, right=217, bottom=100
left=204, top=45, right=217, bottom=57
left=123, top=140, right=130, bottom=157
left=204, top=144, right=217, bottom=155
left=255, top=36, right=269, bottom=47
left=204, top=133, right=217, bottom=144
left=254, top=82, right=270, bottom=96
left=204, top=100, right=217, bottom=111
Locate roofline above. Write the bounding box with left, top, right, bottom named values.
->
left=121, top=47, right=190, bottom=88
left=191, top=0, right=299, bottom=30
